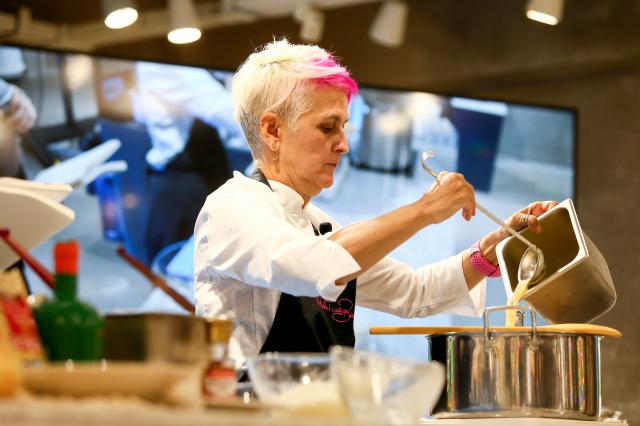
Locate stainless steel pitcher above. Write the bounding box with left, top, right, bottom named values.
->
left=496, top=198, right=616, bottom=324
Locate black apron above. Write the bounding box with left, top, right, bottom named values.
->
left=251, top=169, right=357, bottom=353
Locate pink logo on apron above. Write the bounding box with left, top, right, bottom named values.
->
left=315, top=297, right=354, bottom=323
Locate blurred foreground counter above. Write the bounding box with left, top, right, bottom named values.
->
left=0, top=393, right=353, bottom=426
left=0, top=395, right=629, bottom=426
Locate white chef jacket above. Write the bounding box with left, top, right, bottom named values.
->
left=194, top=171, right=486, bottom=364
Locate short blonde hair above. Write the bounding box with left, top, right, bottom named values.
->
left=231, top=39, right=357, bottom=159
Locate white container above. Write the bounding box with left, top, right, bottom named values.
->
left=496, top=199, right=616, bottom=324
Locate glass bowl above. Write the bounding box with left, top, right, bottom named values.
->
left=330, top=346, right=445, bottom=424
left=246, top=352, right=347, bottom=416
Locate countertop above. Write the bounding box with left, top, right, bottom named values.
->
left=0, top=395, right=628, bottom=426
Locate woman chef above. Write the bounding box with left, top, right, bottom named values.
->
left=194, top=39, right=555, bottom=364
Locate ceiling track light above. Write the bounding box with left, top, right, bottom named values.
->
left=293, top=4, right=325, bottom=42
left=168, top=0, right=202, bottom=44
left=102, top=0, right=138, bottom=29
left=526, top=0, right=564, bottom=25
left=369, top=0, right=408, bottom=48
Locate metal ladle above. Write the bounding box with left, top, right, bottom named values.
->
left=420, top=150, right=546, bottom=284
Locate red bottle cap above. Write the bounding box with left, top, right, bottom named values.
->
left=54, top=240, right=80, bottom=275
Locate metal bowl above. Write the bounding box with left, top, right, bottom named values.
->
left=104, top=313, right=207, bottom=364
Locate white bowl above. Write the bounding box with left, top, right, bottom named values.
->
left=330, top=346, right=445, bottom=424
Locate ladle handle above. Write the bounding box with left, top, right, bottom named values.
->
left=476, top=204, right=538, bottom=252
left=424, top=163, right=538, bottom=252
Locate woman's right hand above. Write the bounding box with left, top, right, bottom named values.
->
left=420, top=171, right=477, bottom=224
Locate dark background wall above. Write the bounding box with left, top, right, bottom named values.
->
left=5, top=0, right=640, bottom=420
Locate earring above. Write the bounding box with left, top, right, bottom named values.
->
left=272, top=149, right=279, bottom=161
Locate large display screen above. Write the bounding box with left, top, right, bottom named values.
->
left=0, top=46, right=575, bottom=359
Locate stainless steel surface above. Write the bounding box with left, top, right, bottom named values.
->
left=426, top=306, right=603, bottom=420
left=420, top=150, right=545, bottom=282
left=104, top=313, right=207, bottom=364
left=514, top=309, right=525, bottom=327
left=496, top=198, right=616, bottom=324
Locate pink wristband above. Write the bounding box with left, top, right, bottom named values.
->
left=469, top=240, right=501, bottom=278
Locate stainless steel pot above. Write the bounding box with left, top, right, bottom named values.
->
left=426, top=307, right=603, bottom=420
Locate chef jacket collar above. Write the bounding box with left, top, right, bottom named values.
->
left=267, top=179, right=308, bottom=215
left=234, top=171, right=309, bottom=216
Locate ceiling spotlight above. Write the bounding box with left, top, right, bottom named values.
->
left=369, top=0, right=408, bottom=48
left=102, top=0, right=138, bottom=29
left=526, top=0, right=564, bottom=25
left=168, top=0, right=202, bottom=44
left=293, top=5, right=325, bottom=42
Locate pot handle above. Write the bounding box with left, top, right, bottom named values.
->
left=483, top=305, right=538, bottom=342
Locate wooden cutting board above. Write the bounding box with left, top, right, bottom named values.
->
left=0, top=178, right=72, bottom=203
left=369, top=324, right=622, bottom=338
left=0, top=186, right=75, bottom=271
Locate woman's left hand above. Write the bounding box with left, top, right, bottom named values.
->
left=478, top=200, right=558, bottom=263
